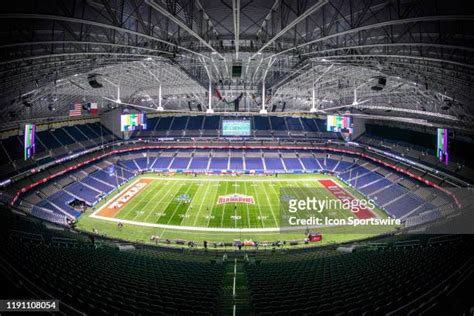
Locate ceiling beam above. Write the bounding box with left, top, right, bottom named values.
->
left=267, top=15, right=474, bottom=60
left=256, top=0, right=280, bottom=39
left=320, top=103, right=458, bottom=121
left=0, top=13, right=208, bottom=59
left=0, top=40, right=175, bottom=55
left=194, top=0, right=219, bottom=38
left=250, top=0, right=328, bottom=59
left=232, top=0, right=240, bottom=59
left=313, top=54, right=474, bottom=70
left=144, top=0, right=224, bottom=59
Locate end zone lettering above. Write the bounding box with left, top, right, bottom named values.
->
left=110, top=182, right=148, bottom=209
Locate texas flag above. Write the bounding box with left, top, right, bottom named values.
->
left=88, top=102, right=98, bottom=115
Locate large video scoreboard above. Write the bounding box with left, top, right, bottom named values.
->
left=326, top=115, right=353, bottom=134
left=120, top=113, right=147, bottom=132
left=222, top=119, right=251, bottom=136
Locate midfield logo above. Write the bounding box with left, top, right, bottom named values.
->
left=176, top=194, right=192, bottom=203
left=217, top=194, right=255, bottom=205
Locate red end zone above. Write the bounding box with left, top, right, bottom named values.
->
left=318, top=179, right=376, bottom=219
left=95, top=178, right=153, bottom=218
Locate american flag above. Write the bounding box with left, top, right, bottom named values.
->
left=69, top=103, right=82, bottom=117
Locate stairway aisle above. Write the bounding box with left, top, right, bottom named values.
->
left=217, top=258, right=253, bottom=315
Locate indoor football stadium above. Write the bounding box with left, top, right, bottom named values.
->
left=0, top=0, right=473, bottom=315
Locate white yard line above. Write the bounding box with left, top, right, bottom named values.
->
left=192, top=182, right=211, bottom=226
left=204, top=187, right=217, bottom=228
left=288, top=181, right=320, bottom=220
left=142, top=181, right=181, bottom=223
left=220, top=181, right=230, bottom=228
left=139, top=176, right=331, bottom=182
left=252, top=185, right=267, bottom=228
left=164, top=182, right=196, bottom=225
left=244, top=182, right=251, bottom=228
left=89, top=175, right=342, bottom=232
left=260, top=182, right=279, bottom=227
left=121, top=181, right=163, bottom=220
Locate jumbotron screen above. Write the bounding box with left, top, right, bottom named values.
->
left=327, top=115, right=353, bottom=134
left=437, top=128, right=449, bottom=165
left=24, top=123, right=36, bottom=160
left=120, top=113, right=147, bottom=132
left=222, top=119, right=251, bottom=136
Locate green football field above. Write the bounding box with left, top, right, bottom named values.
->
left=77, top=174, right=397, bottom=247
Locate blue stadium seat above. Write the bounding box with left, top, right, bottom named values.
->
left=203, top=116, right=220, bottom=130
left=170, top=157, right=190, bottom=169
left=156, top=117, right=173, bottom=130
left=189, top=157, right=209, bottom=169
left=254, top=116, right=271, bottom=130
left=42, top=191, right=81, bottom=218
left=229, top=157, right=244, bottom=170
left=300, top=158, right=321, bottom=170
left=315, top=119, right=326, bottom=131
left=152, top=157, right=173, bottom=169
left=88, top=123, right=112, bottom=136
left=81, top=176, right=115, bottom=194
left=282, top=158, right=303, bottom=170
left=186, top=116, right=204, bottom=129
left=170, top=117, right=189, bottom=130
left=0, top=143, right=10, bottom=163
left=63, top=126, right=88, bottom=142
left=66, top=182, right=101, bottom=205
left=146, top=117, right=160, bottom=130
left=286, top=117, right=304, bottom=131
left=301, top=118, right=319, bottom=132
left=245, top=158, right=264, bottom=170
left=264, top=158, right=285, bottom=171
left=270, top=117, right=287, bottom=130
left=75, top=124, right=99, bottom=139
left=209, top=157, right=228, bottom=170
left=135, top=158, right=148, bottom=170
left=1, top=136, right=23, bottom=160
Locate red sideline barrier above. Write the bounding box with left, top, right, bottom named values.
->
left=12, top=144, right=462, bottom=208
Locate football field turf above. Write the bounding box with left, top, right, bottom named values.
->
left=78, top=174, right=396, bottom=245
